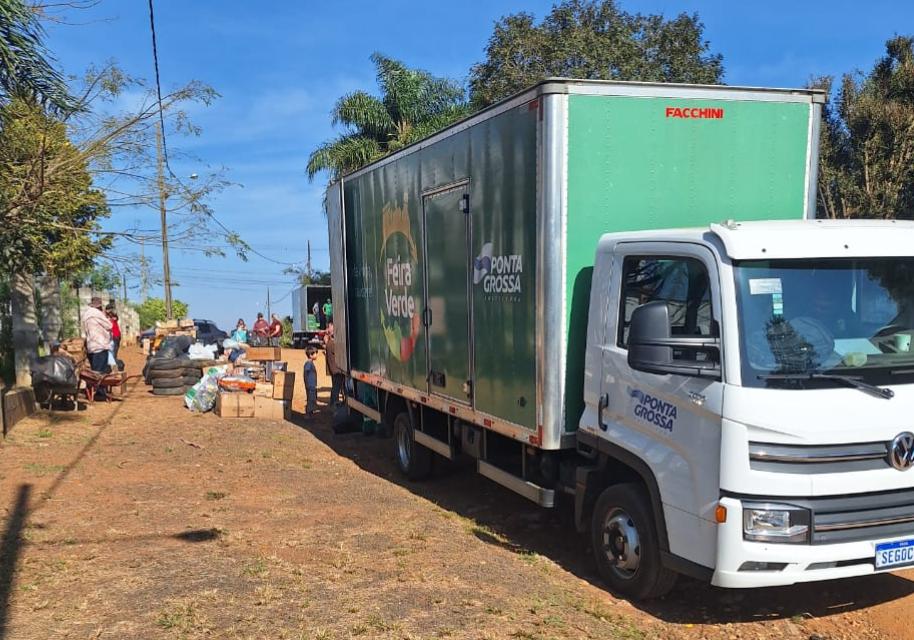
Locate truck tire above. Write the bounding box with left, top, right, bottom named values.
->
left=393, top=411, right=432, bottom=481
left=591, top=483, right=677, bottom=600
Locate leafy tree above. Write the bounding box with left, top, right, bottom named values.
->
left=135, top=297, right=189, bottom=329
left=77, top=264, right=120, bottom=295
left=0, top=96, right=110, bottom=277
left=815, top=36, right=914, bottom=220
left=468, top=0, right=723, bottom=107
left=0, top=0, right=73, bottom=112
left=281, top=315, right=293, bottom=348
left=307, top=53, right=470, bottom=181
left=283, top=265, right=331, bottom=286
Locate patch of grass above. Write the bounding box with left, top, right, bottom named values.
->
left=309, top=630, right=333, bottom=640
left=243, top=558, right=268, bottom=577
left=37, top=428, right=53, bottom=439
left=350, top=622, right=369, bottom=636
left=365, top=613, right=395, bottom=632
left=24, top=462, right=65, bottom=477
left=156, top=602, right=207, bottom=633
left=391, top=547, right=410, bottom=557
left=165, top=446, right=174, bottom=453
left=261, top=450, right=272, bottom=459
left=204, top=491, right=228, bottom=501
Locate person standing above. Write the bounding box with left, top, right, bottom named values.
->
left=304, top=346, right=319, bottom=415
left=322, top=298, right=333, bottom=324
left=324, top=322, right=345, bottom=407
left=82, top=297, right=112, bottom=374
left=106, top=305, right=121, bottom=361
left=268, top=313, right=283, bottom=347
left=252, top=312, right=269, bottom=347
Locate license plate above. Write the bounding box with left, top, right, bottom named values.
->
left=875, top=539, right=914, bottom=570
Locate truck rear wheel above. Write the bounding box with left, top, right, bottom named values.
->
left=393, top=411, right=432, bottom=481
left=591, top=483, right=676, bottom=600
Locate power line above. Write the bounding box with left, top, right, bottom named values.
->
left=145, top=0, right=311, bottom=271
left=147, top=0, right=170, bottom=172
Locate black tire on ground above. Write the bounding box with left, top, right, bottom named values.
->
left=146, top=367, right=186, bottom=380
left=146, top=357, right=188, bottom=371
left=181, top=375, right=201, bottom=386
left=590, top=483, right=677, bottom=600
left=152, top=377, right=187, bottom=389
left=392, top=411, right=432, bottom=481
left=152, top=385, right=186, bottom=396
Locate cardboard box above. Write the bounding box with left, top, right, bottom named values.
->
left=244, top=346, right=282, bottom=361
left=179, top=318, right=195, bottom=328
left=272, top=371, right=295, bottom=400
left=215, top=391, right=255, bottom=418
left=254, top=382, right=273, bottom=398
left=237, top=392, right=255, bottom=417
left=254, top=396, right=291, bottom=421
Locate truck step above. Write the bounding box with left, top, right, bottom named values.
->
left=414, top=430, right=452, bottom=460
left=478, top=460, right=555, bottom=508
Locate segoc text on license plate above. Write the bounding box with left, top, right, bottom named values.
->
left=875, top=539, right=914, bottom=570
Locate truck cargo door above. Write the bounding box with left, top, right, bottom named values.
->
left=422, top=183, right=473, bottom=403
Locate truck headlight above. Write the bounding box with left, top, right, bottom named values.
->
left=742, top=503, right=810, bottom=543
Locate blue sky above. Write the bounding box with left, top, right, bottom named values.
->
left=44, top=0, right=909, bottom=330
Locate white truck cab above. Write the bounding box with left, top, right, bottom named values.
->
left=577, top=219, right=914, bottom=597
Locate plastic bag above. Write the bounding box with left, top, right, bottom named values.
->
left=184, top=373, right=221, bottom=412
left=30, top=355, right=78, bottom=387
left=222, top=338, right=240, bottom=350
left=157, top=335, right=193, bottom=359
left=188, top=343, right=218, bottom=360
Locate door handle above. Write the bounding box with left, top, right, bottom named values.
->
left=598, top=393, right=609, bottom=431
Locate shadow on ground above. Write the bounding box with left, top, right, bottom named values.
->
left=290, top=408, right=914, bottom=626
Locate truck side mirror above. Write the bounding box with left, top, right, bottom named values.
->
left=627, top=301, right=721, bottom=379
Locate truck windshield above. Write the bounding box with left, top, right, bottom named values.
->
left=733, top=258, right=914, bottom=389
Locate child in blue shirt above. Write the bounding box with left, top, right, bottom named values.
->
left=304, top=346, right=318, bottom=415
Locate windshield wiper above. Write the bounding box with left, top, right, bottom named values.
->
left=758, top=372, right=895, bottom=400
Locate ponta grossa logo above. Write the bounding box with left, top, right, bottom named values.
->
left=628, top=387, right=677, bottom=432
left=379, top=198, right=421, bottom=362
left=473, top=242, right=523, bottom=295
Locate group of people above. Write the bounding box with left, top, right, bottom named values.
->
left=312, top=298, right=333, bottom=329
left=81, top=296, right=122, bottom=376
left=251, top=312, right=284, bottom=346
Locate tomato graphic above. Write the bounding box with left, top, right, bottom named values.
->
left=400, top=335, right=416, bottom=361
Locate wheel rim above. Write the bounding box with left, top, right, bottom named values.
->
left=396, top=417, right=411, bottom=470
left=602, top=507, right=641, bottom=580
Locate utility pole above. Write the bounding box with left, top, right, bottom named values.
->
left=156, top=122, right=174, bottom=319
left=307, top=241, right=312, bottom=281
left=267, top=287, right=271, bottom=319
left=122, top=273, right=128, bottom=304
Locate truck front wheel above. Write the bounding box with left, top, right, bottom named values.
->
left=591, top=483, right=676, bottom=600
left=393, top=411, right=432, bottom=481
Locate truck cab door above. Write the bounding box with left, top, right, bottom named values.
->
left=595, top=241, right=724, bottom=570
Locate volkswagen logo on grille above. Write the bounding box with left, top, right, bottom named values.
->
left=889, top=432, right=914, bottom=471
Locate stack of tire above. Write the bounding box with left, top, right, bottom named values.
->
left=143, top=335, right=203, bottom=397
left=144, top=356, right=204, bottom=396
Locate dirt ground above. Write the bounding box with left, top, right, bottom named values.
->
left=1, top=347, right=913, bottom=639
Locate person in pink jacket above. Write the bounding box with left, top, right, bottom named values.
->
left=82, top=296, right=112, bottom=374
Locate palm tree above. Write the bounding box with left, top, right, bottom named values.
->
left=307, top=53, right=470, bottom=181
left=0, top=0, right=73, bottom=112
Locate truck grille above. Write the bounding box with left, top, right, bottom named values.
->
left=803, top=489, right=914, bottom=544
left=748, top=441, right=889, bottom=474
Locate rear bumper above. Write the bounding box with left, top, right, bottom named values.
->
left=712, top=497, right=913, bottom=588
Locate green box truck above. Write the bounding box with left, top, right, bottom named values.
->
left=323, top=80, right=914, bottom=598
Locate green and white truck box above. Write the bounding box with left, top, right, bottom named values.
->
left=328, top=79, right=821, bottom=444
